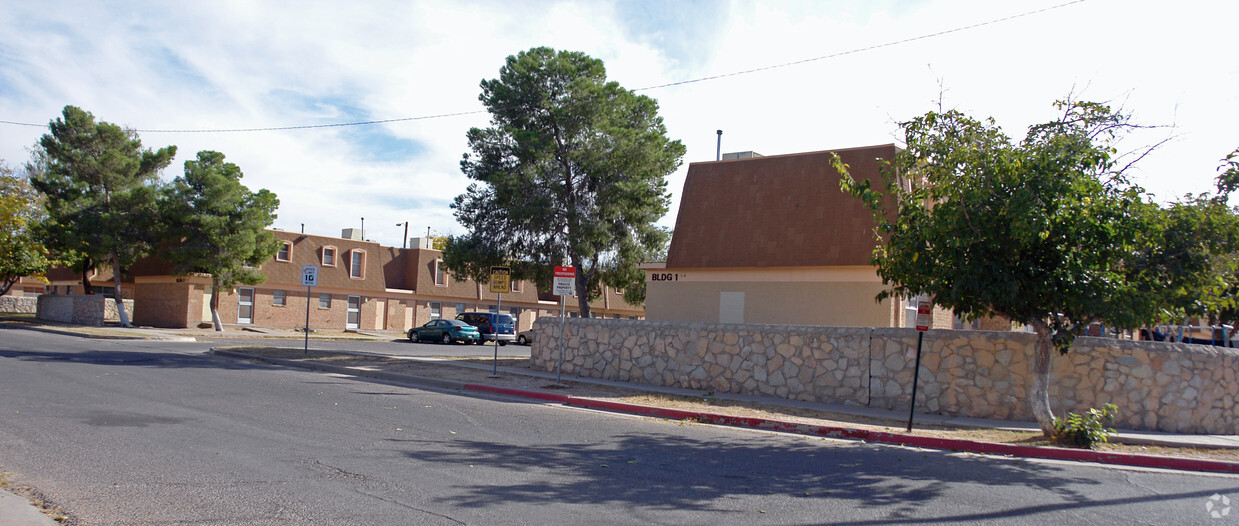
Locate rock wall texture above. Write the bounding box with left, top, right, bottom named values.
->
left=0, top=296, right=38, bottom=313
left=37, top=295, right=135, bottom=326
left=530, top=319, right=1238, bottom=434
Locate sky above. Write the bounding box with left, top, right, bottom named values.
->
left=2, top=0, right=1236, bottom=249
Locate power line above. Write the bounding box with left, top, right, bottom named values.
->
left=1, top=0, right=1085, bottom=134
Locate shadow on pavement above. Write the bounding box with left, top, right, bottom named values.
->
left=0, top=348, right=273, bottom=370
left=392, top=432, right=1239, bottom=522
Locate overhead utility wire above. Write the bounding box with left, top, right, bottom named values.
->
left=0, top=0, right=1084, bottom=134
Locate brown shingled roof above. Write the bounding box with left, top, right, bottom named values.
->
left=666, top=144, right=896, bottom=269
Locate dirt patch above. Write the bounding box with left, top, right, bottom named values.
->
left=216, top=346, right=1239, bottom=462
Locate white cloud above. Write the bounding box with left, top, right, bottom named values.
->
left=2, top=0, right=1236, bottom=248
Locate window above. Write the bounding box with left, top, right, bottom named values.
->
left=904, top=294, right=930, bottom=328
left=455, top=303, right=465, bottom=316
left=319, top=293, right=331, bottom=309
left=509, top=307, right=520, bottom=322
left=430, top=301, right=442, bottom=319
left=322, top=246, right=336, bottom=267
left=276, top=241, right=292, bottom=261
left=488, top=304, right=498, bottom=314
left=434, top=259, right=447, bottom=286
left=511, top=280, right=521, bottom=293
left=348, top=249, right=365, bottom=279
left=273, top=290, right=286, bottom=306
left=569, top=311, right=579, bottom=318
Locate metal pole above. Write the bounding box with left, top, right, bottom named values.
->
left=716, top=130, right=722, bottom=161
left=556, top=294, right=566, bottom=385
left=906, top=331, right=925, bottom=432
left=304, top=285, right=311, bottom=354
left=490, top=293, right=501, bottom=378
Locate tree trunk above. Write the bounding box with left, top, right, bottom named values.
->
left=1029, top=319, right=1056, bottom=436
left=210, top=281, right=223, bottom=331
left=571, top=254, right=591, bottom=318
left=81, top=257, right=93, bottom=294
left=111, top=253, right=131, bottom=327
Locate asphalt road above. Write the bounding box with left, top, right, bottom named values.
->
left=202, top=334, right=534, bottom=360
left=1, top=327, right=1237, bottom=525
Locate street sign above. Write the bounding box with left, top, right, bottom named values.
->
left=553, top=266, right=575, bottom=296
left=915, top=300, right=931, bottom=331
left=301, top=265, right=319, bottom=288
left=489, top=266, right=511, bottom=293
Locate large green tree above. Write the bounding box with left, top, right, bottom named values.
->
left=447, top=47, right=685, bottom=315
left=0, top=161, right=51, bottom=296
left=28, top=105, right=176, bottom=326
left=161, top=150, right=280, bottom=331
left=837, top=101, right=1163, bottom=435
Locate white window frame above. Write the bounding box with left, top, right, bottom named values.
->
left=348, top=249, right=365, bottom=279
left=430, top=301, right=442, bottom=319
left=273, top=290, right=286, bottom=306
left=434, top=259, right=447, bottom=287
left=276, top=241, right=292, bottom=262
left=319, top=293, right=331, bottom=309
left=322, top=246, right=337, bottom=267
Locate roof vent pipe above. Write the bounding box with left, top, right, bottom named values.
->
left=716, top=130, right=722, bottom=161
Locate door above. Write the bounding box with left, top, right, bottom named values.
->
left=237, top=288, right=254, bottom=324
left=346, top=295, right=361, bottom=330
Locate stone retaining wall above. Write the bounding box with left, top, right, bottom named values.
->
left=37, top=295, right=135, bottom=326
left=530, top=319, right=1238, bottom=434
left=0, top=296, right=38, bottom=313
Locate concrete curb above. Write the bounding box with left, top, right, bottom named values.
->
left=0, top=322, right=197, bottom=342
left=213, top=349, right=1239, bottom=475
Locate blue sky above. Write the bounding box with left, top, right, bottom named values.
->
left=1, top=1, right=1236, bottom=248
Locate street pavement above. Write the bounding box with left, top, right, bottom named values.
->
left=7, top=316, right=1239, bottom=522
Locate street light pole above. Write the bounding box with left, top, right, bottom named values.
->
left=397, top=222, right=408, bottom=249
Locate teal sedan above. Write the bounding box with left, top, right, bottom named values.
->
left=407, top=319, right=481, bottom=344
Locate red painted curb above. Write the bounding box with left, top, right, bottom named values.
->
left=464, top=384, right=571, bottom=403
left=464, top=384, right=1239, bottom=475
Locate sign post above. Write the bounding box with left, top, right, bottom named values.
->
left=489, top=266, right=511, bottom=378
left=553, top=266, right=575, bottom=386
left=301, top=265, right=319, bottom=354
left=907, top=299, right=931, bottom=432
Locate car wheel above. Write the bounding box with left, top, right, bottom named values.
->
left=517, top=335, right=527, bottom=345
left=499, top=341, right=507, bottom=346
left=442, top=333, right=452, bottom=345
left=408, top=330, right=416, bottom=342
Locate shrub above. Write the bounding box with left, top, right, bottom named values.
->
left=1053, top=404, right=1118, bottom=449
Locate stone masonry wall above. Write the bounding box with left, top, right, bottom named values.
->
left=530, top=319, right=1238, bottom=434
left=0, top=296, right=38, bottom=313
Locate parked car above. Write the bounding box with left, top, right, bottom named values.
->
left=517, top=330, right=534, bottom=346
left=456, top=312, right=516, bottom=345
left=407, top=319, right=480, bottom=344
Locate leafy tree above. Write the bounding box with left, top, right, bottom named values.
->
left=28, top=106, right=176, bottom=326
left=448, top=47, right=685, bottom=316
left=0, top=161, right=51, bottom=296
left=1130, top=192, right=1239, bottom=329
left=837, top=101, right=1161, bottom=435
left=161, top=151, right=280, bottom=331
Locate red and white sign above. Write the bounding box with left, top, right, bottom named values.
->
left=553, top=266, right=575, bottom=296
left=915, top=301, right=932, bottom=332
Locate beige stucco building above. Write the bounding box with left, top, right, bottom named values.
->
left=644, top=144, right=953, bottom=329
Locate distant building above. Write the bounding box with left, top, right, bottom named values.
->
left=38, top=229, right=643, bottom=331
left=643, top=144, right=954, bottom=328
